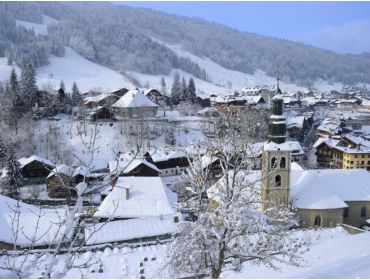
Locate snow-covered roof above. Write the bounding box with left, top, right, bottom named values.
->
left=84, top=216, right=178, bottom=245
left=112, top=89, right=158, bottom=108
left=84, top=93, right=117, bottom=104
left=46, top=164, right=74, bottom=179
left=108, top=158, right=161, bottom=176
left=0, top=194, right=70, bottom=247
left=94, top=176, right=176, bottom=219
left=290, top=169, right=370, bottom=209
left=148, top=149, right=187, bottom=163
left=72, top=166, right=90, bottom=178
left=263, top=141, right=303, bottom=154
left=286, top=116, right=305, bottom=129
left=18, top=155, right=55, bottom=169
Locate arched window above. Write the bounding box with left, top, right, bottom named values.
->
left=280, top=157, right=286, bottom=169
left=361, top=207, right=367, bottom=217
left=314, top=215, right=322, bottom=227
left=271, top=157, right=276, bottom=168
left=275, top=175, right=281, bottom=187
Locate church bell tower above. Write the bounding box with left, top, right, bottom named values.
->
left=261, top=78, right=291, bottom=210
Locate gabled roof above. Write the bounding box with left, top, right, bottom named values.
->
left=94, top=176, right=176, bottom=219
left=112, top=89, right=158, bottom=108
left=148, top=149, right=187, bottom=163
left=108, top=158, right=161, bottom=176
left=18, top=155, right=55, bottom=169
left=47, top=164, right=74, bottom=179
left=84, top=93, right=117, bottom=104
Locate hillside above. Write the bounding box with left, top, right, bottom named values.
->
left=0, top=2, right=370, bottom=92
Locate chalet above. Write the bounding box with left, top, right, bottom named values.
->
left=144, top=88, right=169, bottom=107
left=110, top=88, right=129, bottom=97
left=88, top=106, right=115, bottom=122
left=108, top=157, right=161, bottom=178
left=334, top=99, right=361, bottom=110
left=83, top=93, right=120, bottom=109
left=0, top=194, right=73, bottom=250
left=244, top=95, right=266, bottom=107
left=111, top=89, right=159, bottom=118
left=18, top=155, right=55, bottom=184
left=46, top=165, right=89, bottom=198
left=196, top=94, right=211, bottom=107
left=86, top=176, right=178, bottom=245
left=286, top=115, right=308, bottom=141
left=144, top=150, right=190, bottom=177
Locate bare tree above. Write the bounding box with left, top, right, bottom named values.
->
left=165, top=111, right=309, bottom=279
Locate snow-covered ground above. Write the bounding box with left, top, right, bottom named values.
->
left=1, top=227, right=369, bottom=278
left=16, top=15, right=58, bottom=36
left=224, top=228, right=370, bottom=278
left=36, top=47, right=136, bottom=93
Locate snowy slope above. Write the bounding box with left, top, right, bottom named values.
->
left=36, top=47, right=135, bottom=93
left=16, top=15, right=58, bottom=36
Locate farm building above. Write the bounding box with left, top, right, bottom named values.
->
left=111, top=89, right=158, bottom=118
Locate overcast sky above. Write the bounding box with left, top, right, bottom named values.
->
left=115, top=1, right=370, bottom=54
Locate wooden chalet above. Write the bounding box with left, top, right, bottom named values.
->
left=144, top=88, right=169, bottom=107
left=89, top=106, right=115, bottom=122
left=18, top=155, right=55, bottom=184
left=111, top=88, right=129, bottom=97
left=46, top=165, right=89, bottom=199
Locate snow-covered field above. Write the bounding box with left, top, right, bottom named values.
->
left=1, top=227, right=369, bottom=278
left=16, top=15, right=58, bottom=36
left=36, top=47, right=136, bottom=93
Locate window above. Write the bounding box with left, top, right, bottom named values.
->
left=355, top=155, right=358, bottom=158
left=280, top=157, right=286, bottom=169
left=361, top=207, right=367, bottom=217
left=350, top=161, right=354, bottom=164
left=314, top=215, right=322, bottom=227
left=271, top=157, right=276, bottom=168
left=343, top=208, right=349, bottom=217
left=362, top=155, right=365, bottom=158
left=275, top=175, right=281, bottom=187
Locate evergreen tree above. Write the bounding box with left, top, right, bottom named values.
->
left=0, top=138, right=7, bottom=162
left=181, top=77, right=188, bottom=101
left=171, top=72, right=182, bottom=105
left=20, top=63, right=38, bottom=108
left=4, top=147, right=23, bottom=197
left=60, top=80, right=65, bottom=91
left=71, top=81, right=82, bottom=106
left=160, top=77, right=167, bottom=96
left=9, top=68, right=20, bottom=106
left=187, top=77, right=196, bottom=103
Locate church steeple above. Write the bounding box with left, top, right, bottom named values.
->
left=275, top=72, right=282, bottom=94
left=268, top=77, right=286, bottom=144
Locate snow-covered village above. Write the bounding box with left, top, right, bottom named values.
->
left=1, top=1, right=370, bottom=279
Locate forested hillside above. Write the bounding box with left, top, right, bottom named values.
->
left=1, top=2, right=370, bottom=87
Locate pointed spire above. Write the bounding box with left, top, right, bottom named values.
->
left=275, top=70, right=282, bottom=94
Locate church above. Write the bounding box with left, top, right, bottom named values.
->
left=261, top=81, right=370, bottom=229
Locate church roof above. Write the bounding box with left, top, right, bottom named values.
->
left=290, top=169, right=370, bottom=210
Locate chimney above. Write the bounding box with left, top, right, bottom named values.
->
left=123, top=185, right=132, bottom=200
left=125, top=188, right=129, bottom=200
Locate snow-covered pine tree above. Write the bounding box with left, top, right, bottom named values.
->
left=0, top=137, right=8, bottom=162
left=20, top=63, right=38, bottom=109
left=71, top=81, right=82, bottom=106
left=9, top=68, right=20, bottom=106
left=160, top=77, right=167, bottom=96
left=60, top=80, right=66, bottom=92
left=187, top=77, right=196, bottom=103
left=4, top=147, right=23, bottom=197
left=170, top=72, right=182, bottom=105
left=181, top=77, right=188, bottom=102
